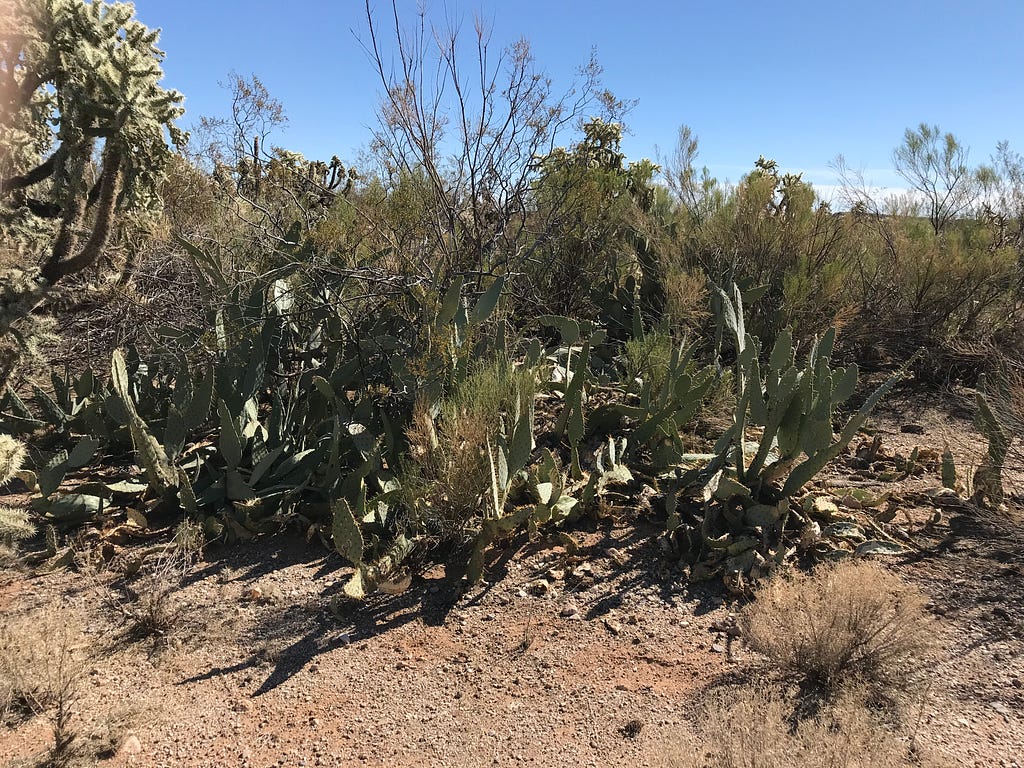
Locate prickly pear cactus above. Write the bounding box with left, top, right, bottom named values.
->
left=973, top=377, right=1009, bottom=506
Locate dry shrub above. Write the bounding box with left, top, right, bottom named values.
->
left=0, top=609, right=87, bottom=766
left=664, top=269, right=709, bottom=334
left=108, top=521, right=204, bottom=639
left=662, top=684, right=950, bottom=768
left=740, top=561, right=938, bottom=692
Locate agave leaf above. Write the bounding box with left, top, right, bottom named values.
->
left=781, top=371, right=901, bottom=498
left=184, top=366, right=215, bottom=430
left=218, top=400, right=243, bottom=469
left=32, top=385, right=67, bottom=426
left=437, top=276, right=465, bottom=326
left=163, top=405, right=187, bottom=459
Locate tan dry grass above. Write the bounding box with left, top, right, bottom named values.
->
left=0, top=609, right=87, bottom=767
left=660, top=684, right=951, bottom=768
left=739, top=561, right=939, bottom=693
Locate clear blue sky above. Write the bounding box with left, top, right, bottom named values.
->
left=132, top=0, right=1023, bottom=198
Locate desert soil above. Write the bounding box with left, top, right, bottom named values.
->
left=1, top=399, right=1022, bottom=768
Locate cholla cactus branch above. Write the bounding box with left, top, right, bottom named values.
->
left=0, top=434, right=27, bottom=486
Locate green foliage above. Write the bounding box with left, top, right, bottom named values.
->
left=670, top=154, right=845, bottom=346
left=707, top=282, right=900, bottom=503
left=664, top=283, right=899, bottom=588
left=611, top=333, right=714, bottom=468
left=528, top=119, right=663, bottom=319
left=6, top=0, right=1024, bottom=606
left=894, top=123, right=978, bottom=235
left=402, top=356, right=537, bottom=542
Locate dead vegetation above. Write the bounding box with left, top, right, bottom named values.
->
left=740, top=561, right=939, bottom=693
left=1, top=610, right=85, bottom=767
left=662, top=561, right=948, bottom=768
left=665, top=684, right=949, bottom=768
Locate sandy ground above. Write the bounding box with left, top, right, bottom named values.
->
left=1, top=403, right=1022, bottom=768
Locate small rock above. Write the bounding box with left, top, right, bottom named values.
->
left=900, top=424, right=925, bottom=434
left=603, top=618, right=622, bottom=636
left=117, top=734, right=142, bottom=757
left=604, top=548, right=629, bottom=566
left=243, top=586, right=264, bottom=601
left=711, top=643, right=726, bottom=654
left=528, top=579, right=552, bottom=596
left=559, top=606, right=580, bottom=619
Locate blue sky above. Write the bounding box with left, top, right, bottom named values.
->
left=132, top=0, right=1024, bottom=199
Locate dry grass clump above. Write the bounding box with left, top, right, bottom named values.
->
left=740, top=561, right=938, bottom=692
left=402, top=359, right=536, bottom=541
left=662, top=685, right=950, bottom=768
left=108, top=520, right=204, bottom=640
left=0, top=609, right=87, bottom=767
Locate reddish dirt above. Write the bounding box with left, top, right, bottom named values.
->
left=2, top=401, right=1022, bottom=768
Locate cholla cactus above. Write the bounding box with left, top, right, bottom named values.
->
left=0, top=434, right=27, bottom=486
left=0, top=505, right=35, bottom=543
left=1, top=0, right=185, bottom=394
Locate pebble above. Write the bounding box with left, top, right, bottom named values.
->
left=117, top=734, right=143, bottom=757
left=559, top=606, right=580, bottom=619
left=603, top=618, right=622, bottom=635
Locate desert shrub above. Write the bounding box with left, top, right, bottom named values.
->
left=663, top=684, right=947, bottom=768
left=661, top=268, right=710, bottom=336
left=740, top=562, right=938, bottom=692
left=669, top=154, right=846, bottom=349
left=402, top=358, right=537, bottom=541
left=837, top=215, right=1019, bottom=375
left=0, top=610, right=86, bottom=766
left=623, top=331, right=675, bottom=395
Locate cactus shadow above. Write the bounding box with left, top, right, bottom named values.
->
left=178, top=564, right=466, bottom=696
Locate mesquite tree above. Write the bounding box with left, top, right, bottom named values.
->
left=0, top=0, right=184, bottom=387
